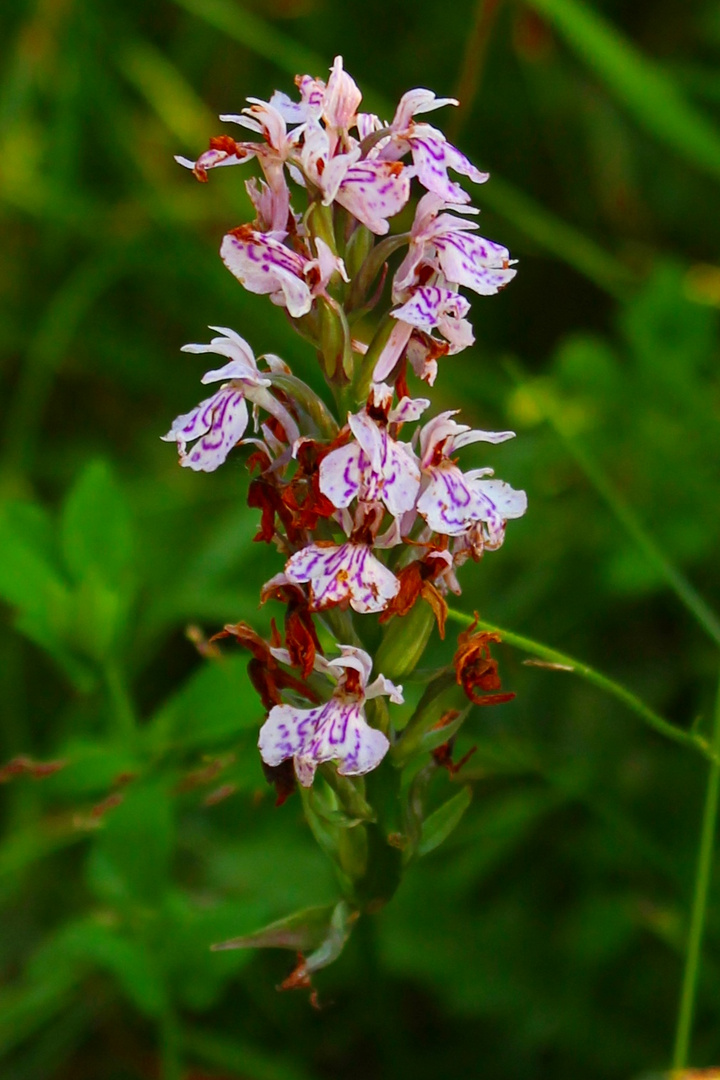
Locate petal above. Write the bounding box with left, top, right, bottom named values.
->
left=323, top=56, right=362, bottom=129
left=285, top=543, right=399, bottom=613
left=372, top=320, right=413, bottom=383
left=408, top=130, right=489, bottom=203
left=381, top=439, right=421, bottom=516
left=434, top=232, right=516, bottom=295
left=242, top=99, right=288, bottom=150
left=313, top=236, right=350, bottom=287
left=294, top=755, right=319, bottom=787
left=334, top=713, right=389, bottom=776
left=336, top=161, right=412, bottom=235
left=347, top=546, right=400, bottom=613
left=365, top=673, right=404, bottom=704
left=258, top=702, right=324, bottom=766
left=437, top=311, right=474, bottom=354
left=417, top=464, right=479, bottom=535
left=348, top=412, right=385, bottom=472
left=392, top=89, right=458, bottom=132
left=392, top=287, right=470, bottom=332
left=319, top=443, right=364, bottom=508
left=451, top=427, right=515, bottom=450
left=200, top=359, right=269, bottom=386
left=306, top=701, right=389, bottom=777
left=330, top=645, right=374, bottom=685
left=387, top=396, right=431, bottom=424
left=268, top=90, right=309, bottom=125
left=162, top=388, right=249, bottom=471
left=465, top=477, right=528, bottom=521
left=220, top=230, right=312, bottom=318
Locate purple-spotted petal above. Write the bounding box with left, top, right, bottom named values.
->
left=387, top=395, right=431, bottom=424
left=220, top=230, right=313, bottom=317
left=392, top=287, right=470, bottom=332
left=336, top=162, right=412, bottom=235
left=465, top=476, right=528, bottom=522
left=319, top=443, right=363, bottom=508
left=417, top=463, right=480, bottom=535
left=321, top=413, right=421, bottom=516
left=285, top=542, right=399, bottom=613
left=162, top=388, right=249, bottom=472
left=258, top=702, right=324, bottom=769
left=408, top=131, right=488, bottom=203
left=434, top=231, right=516, bottom=295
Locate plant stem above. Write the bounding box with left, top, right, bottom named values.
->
left=672, top=670, right=720, bottom=1071
left=445, top=608, right=718, bottom=765
left=102, top=659, right=136, bottom=744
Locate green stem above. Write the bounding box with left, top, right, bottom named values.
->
left=102, top=659, right=136, bottom=744
left=672, top=670, right=720, bottom=1071
left=445, top=608, right=718, bottom=765
left=506, top=359, right=720, bottom=649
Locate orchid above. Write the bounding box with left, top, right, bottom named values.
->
left=373, top=286, right=474, bottom=384
left=394, top=192, right=517, bottom=298
left=220, top=227, right=348, bottom=317
left=284, top=540, right=400, bottom=614
left=416, top=411, right=526, bottom=535
left=165, top=56, right=526, bottom=981
left=258, top=645, right=402, bottom=786
left=161, top=328, right=298, bottom=471
left=319, top=386, right=428, bottom=516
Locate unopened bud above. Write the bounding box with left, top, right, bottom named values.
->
left=375, top=599, right=435, bottom=681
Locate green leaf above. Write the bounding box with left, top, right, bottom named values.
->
left=211, top=903, right=337, bottom=953
left=0, top=500, right=96, bottom=688
left=418, top=786, right=473, bottom=857
left=0, top=500, right=68, bottom=616
left=60, top=459, right=133, bottom=589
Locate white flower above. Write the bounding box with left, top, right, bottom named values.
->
left=258, top=645, right=403, bottom=786
left=161, top=328, right=298, bottom=472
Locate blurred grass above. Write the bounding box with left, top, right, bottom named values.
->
left=1, top=1, right=720, bottom=1078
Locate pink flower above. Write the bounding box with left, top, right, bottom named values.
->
left=161, top=328, right=298, bottom=472
left=369, top=90, right=488, bottom=204
left=416, top=412, right=526, bottom=535
left=220, top=227, right=348, bottom=317
left=319, top=386, right=429, bottom=517
left=373, top=287, right=475, bottom=385
left=284, top=540, right=399, bottom=613
left=258, top=645, right=403, bottom=786
left=394, top=193, right=516, bottom=297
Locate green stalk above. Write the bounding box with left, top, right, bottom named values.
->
left=672, top=670, right=720, bottom=1071
left=445, top=608, right=718, bottom=765
left=102, top=659, right=136, bottom=745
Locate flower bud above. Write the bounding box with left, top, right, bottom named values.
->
left=375, top=598, right=436, bottom=681
left=344, top=223, right=374, bottom=280
left=318, top=296, right=353, bottom=382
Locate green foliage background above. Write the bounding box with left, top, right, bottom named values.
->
left=1, top=0, right=720, bottom=1076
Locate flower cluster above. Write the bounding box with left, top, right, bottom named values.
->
left=166, top=57, right=525, bottom=798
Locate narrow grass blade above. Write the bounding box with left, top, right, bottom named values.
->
left=526, top=0, right=720, bottom=182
